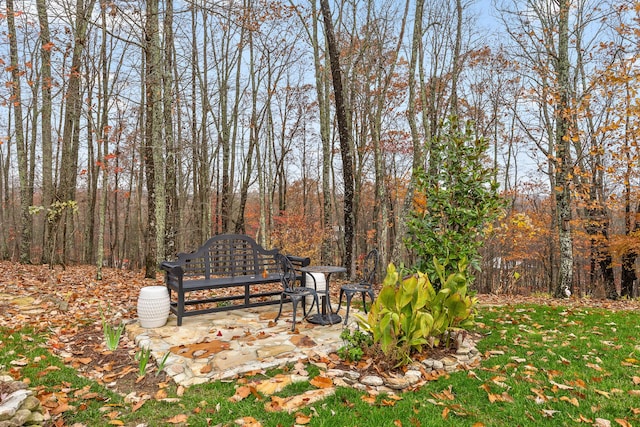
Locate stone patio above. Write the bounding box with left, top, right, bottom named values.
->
left=126, top=305, right=354, bottom=387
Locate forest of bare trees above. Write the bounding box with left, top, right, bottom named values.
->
left=1, top=0, right=640, bottom=298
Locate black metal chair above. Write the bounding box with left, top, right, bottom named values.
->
left=274, top=254, right=320, bottom=331
left=338, top=249, right=379, bottom=325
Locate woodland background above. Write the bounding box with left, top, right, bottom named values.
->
left=1, top=0, right=640, bottom=299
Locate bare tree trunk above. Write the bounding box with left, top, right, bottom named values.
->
left=319, top=0, right=355, bottom=276
left=621, top=78, right=637, bottom=298
left=299, top=0, right=333, bottom=264
left=143, top=0, right=165, bottom=278
left=392, top=0, right=425, bottom=262
left=553, top=0, right=574, bottom=298
left=6, top=0, right=32, bottom=264
left=36, top=0, right=54, bottom=264
left=96, top=2, right=110, bottom=279
left=84, top=77, right=98, bottom=265
left=370, top=0, right=409, bottom=270
left=164, top=0, right=178, bottom=258
left=55, top=0, right=96, bottom=266
left=449, top=0, right=462, bottom=116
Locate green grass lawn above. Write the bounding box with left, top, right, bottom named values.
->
left=2, top=303, right=639, bottom=426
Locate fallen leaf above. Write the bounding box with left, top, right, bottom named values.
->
left=264, top=388, right=335, bottom=413
left=131, top=400, right=146, bottom=412
left=166, top=414, right=188, bottom=424
left=169, top=340, right=230, bottom=358
left=235, top=417, right=262, bottom=427
left=559, top=396, right=579, bottom=407
left=154, top=389, right=168, bottom=400
left=442, top=407, right=450, bottom=419
left=430, top=387, right=455, bottom=401
left=361, top=394, right=376, bottom=405
left=550, top=380, right=573, bottom=390
left=290, top=335, right=317, bottom=347
left=50, top=403, right=74, bottom=415
left=295, top=412, right=312, bottom=424
left=309, top=376, right=333, bottom=389
left=268, top=377, right=302, bottom=396
left=229, top=386, right=253, bottom=402
left=615, top=419, right=632, bottom=427
left=578, top=414, right=592, bottom=423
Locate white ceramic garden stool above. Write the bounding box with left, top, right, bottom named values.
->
left=137, top=286, right=170, bottom=328
left=305, top=272, right=326, bottom=308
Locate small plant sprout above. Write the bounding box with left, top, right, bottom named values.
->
left=337, top=328, right=372, bottom=362
left=100, top=307, right=125, bottom=351
left=156, top=352, right=170, bottom=376
left=135, top=346, right=152, bottom=377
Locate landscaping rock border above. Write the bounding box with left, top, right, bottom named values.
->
left=323, top=332, right=481, bottom=393
left=0, top=376, right=45, bottom=427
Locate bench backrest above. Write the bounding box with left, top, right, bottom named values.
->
left=176, top=234, right=279, bottom=279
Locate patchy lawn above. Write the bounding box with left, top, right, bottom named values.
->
left=1, top=261, right=640, bottom=426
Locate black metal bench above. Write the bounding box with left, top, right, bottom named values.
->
left=159, top=234, right=309, bottom=326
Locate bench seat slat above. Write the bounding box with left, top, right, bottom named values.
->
left=167, top=274, right=281, bottom=292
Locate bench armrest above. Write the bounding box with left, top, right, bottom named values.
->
left=160, top=261, right=184, bottom=277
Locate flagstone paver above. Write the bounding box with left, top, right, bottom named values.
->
left=126, top=306, right=352, bottom=387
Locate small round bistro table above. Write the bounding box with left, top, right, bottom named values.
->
left=299, top=265, right=346, bottom=325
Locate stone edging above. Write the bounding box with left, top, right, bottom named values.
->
left=0, top=376, right=45, bottom=427
left=323, top=333, right=481, bottom=393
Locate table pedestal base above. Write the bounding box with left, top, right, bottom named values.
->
left=307, top=312, right=342, bottom=325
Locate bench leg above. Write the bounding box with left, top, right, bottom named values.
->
left=177, top=291, right=185, bottom=327
left=274, top=293, right=285, bottom=323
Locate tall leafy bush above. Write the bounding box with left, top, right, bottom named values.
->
left=406, top=117, right=504, bottom=283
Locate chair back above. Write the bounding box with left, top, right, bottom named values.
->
left=276, top=254, right=297, bottom=291
left=361, top=249, right=379, bottom=285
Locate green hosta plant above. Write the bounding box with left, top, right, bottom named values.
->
left=427, top=257, right=478, bottom=346
left=357, top=263, right=434, bottom=366
left=357, top=259, right=477, bottom=366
